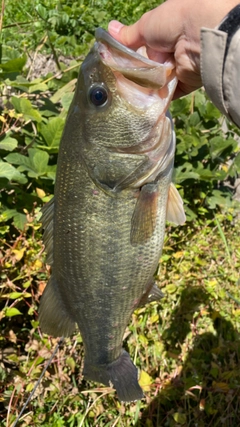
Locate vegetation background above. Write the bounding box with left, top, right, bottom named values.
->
left=0, top=1, right=240, bottom=426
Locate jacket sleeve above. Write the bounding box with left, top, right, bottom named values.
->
left=200, top=4, right=240, bottom=127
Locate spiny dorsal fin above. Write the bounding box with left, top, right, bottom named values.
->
left=166, top=183, right=186, bottom=225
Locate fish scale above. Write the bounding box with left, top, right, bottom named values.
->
left=56, top=183, right=166, bottom=355
left=39, top=28, right=185, bottom=402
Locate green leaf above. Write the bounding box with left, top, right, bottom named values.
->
left=197, top=168, right=215, bottom=181
left=35, top=4, right=49, bottom=20
left=185, top=206, right=197, bottom=221
left=207, top=190, right=232, bottom=210
left=228, top=151, right=240, bottom=177
left=0, top=161, right=27, bottom=184
left=46, top=170, right=57, bottom=181
left=50, top=79, right=77, bottom=104
left=139, top=370, right=153, bottom=391
left=166, top=284, right=177, bottom=294
left=28, top=82, right=48, bottom=93
left=11, top=97, right=42, bottom=123
left=171, top=96, right=191, bottom=117
left=173, top=412, right=187, bottom=425
left=5, top=76, right=32, bottom=90
left=39, top=117, right=65, bottom=151
left=0, top=136, right=18, bottom=151
left=176, top=134, right=202, bottom=157
left=92, top=10, right=107, bottom=23
left=194, top=90, right=210, bottom=117
left=189, top=111, right=200, bottom=127
left=7, top=292, right=31, bottom=299
left=0, top=209, right=16, bottom=222
left=5, top=307, right=22, bottom=317
left=1, top=207, right=28, bottom=229
left=61, top=93, right=74, bottom=110
left=234, top=152, right=240, bottom=168
left=66, top=357, right=76, bottom=371
left=13, top=212, right=27, bottom=230
left=0, top=56, right=27, bottom=72
left=26, top=383, right=34, bottom=393
left=205, top=101, right=221, bottom=119
left=29, top=148, right=49, bottom=175
left=210, top=136, right=238, bottom=160
left=4, top=152, right=30, bottom=168
left=5, top=148, right=49, bottom=178
left=175, top=163, right=199, bottom=183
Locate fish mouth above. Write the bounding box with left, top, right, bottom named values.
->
left=95, top=27, right=176, bottom=90
left=95, top=28, right=177, bottom=112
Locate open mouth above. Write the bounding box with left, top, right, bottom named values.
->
left=95, top=28, right=177, bottom=112
left=95, top=27, right=176, bottom=89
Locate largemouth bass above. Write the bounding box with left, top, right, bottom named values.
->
left=39, top=28, right=185, bottom=402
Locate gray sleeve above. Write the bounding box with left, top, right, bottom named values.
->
left=200, top=4, right=240, bottom=127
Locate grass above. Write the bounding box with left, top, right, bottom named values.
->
left=1, top=212, right=240, bottom=426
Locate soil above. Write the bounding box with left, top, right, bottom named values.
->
left=26, top=53, right=77, bottom=80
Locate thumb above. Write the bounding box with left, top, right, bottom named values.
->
left=108, top=20, right=146, bottom=50
left=108, top=3, right=180, bottom=53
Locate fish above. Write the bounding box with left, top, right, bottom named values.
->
left=39, top=27, right=186, bottom=402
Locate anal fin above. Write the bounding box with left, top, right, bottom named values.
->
left=39, top=276, right=76, bottom=337
left=138, top=282, right=164, bottom=307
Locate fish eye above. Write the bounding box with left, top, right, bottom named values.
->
left=89, top=84, right=108, bottom=107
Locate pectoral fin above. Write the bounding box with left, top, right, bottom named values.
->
left=131, top=183, right=159, bottom=245
left=166, top=183, right=186, bottom=225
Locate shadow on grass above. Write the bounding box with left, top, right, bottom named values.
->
left=136, top=286, right=240, bottom=427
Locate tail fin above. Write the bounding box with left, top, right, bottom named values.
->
left=83, top=350, right=144, bottom=402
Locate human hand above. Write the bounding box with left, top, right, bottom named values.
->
left=108, top=0, right=240, bottom=99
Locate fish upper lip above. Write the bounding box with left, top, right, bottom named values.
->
left=95, top=27, right=174, bottom=70
left=95, top=27, right=147, bottom=62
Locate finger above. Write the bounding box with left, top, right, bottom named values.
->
left=146, top=47, right=173, bottom=63
left=109, top=4, right=181, bottom=52
left=108, top=20, right=145, bottom=50
left=172, top=77, right=202, bottom=100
